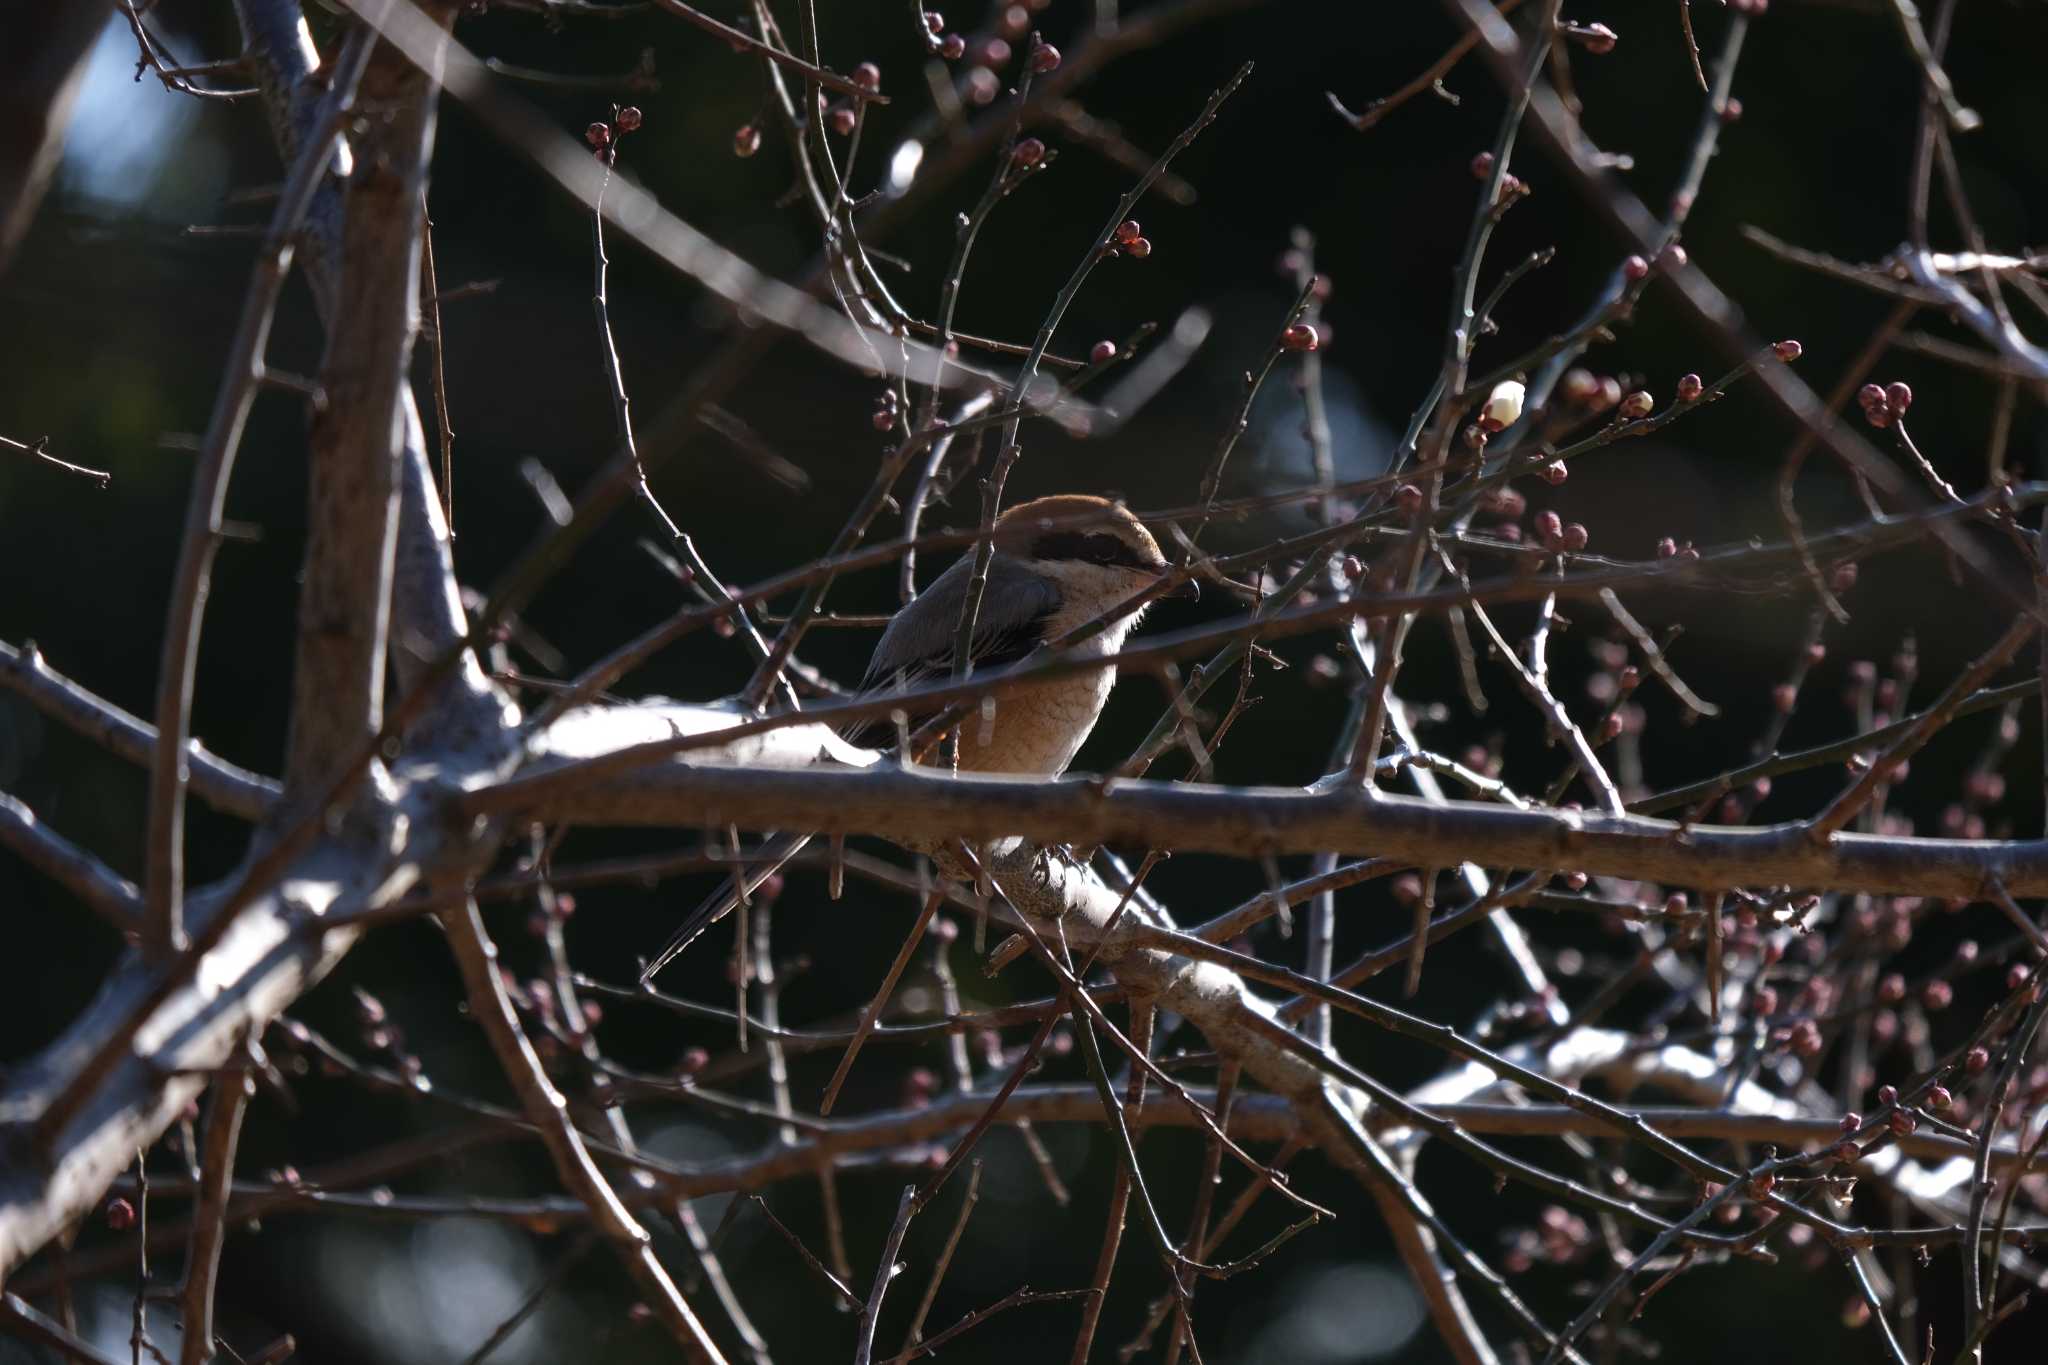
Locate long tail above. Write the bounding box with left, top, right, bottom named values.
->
left=638, top=831, right=813, bottom=985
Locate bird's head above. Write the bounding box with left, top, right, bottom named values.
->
left=992, top=494, right=1195, bottom=610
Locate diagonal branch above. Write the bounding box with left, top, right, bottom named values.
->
left=0, top=793, right=142, bottom=932
left=0, top=641, right=279, bottom=821
left=0, top=829, right=400, bottom=1282
left=441, top=898, right=728, bottom=1363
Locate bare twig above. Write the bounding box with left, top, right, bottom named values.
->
left=0, top=793, right=142, bottom=931
left=143, top=27, right=376, bottom=958
left=0, top=432, right=110, bottom=488
left=175, top=1063, right=254, bottom=1365
left=854, top=1188, right=919, bottom=1365
left=442, top=899, right=727, bottom=1363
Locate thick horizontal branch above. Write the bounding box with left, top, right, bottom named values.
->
left=473, top=484, right=2039, bottom=801
left=0, top=640, right=279, bottom=821
left=503, top=759, right=2048, bottom=900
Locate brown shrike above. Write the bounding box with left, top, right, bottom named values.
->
left=639, top=495, right=1188, bottom=982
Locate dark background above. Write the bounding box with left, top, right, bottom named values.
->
left=4, top=1, right=2048, bottom=1361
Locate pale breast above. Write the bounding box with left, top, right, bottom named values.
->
left=955, top=610, right=1135, bottom=775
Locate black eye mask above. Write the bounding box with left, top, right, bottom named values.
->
left=1029, top=531, right=1157, bottom=571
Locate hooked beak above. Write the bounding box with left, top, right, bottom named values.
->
left=1166, top=574, right=1201, bottom=601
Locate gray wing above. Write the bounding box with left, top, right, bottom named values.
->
left=864, top=552, right=1063, bottom=690
left=848, top=553, right=1061, bottom=745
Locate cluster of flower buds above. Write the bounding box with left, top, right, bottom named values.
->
left=817, top=63, right=885, bottom=133
left=1559, top=367, right=1625, bottom=414
left=924, top=9, right=968, bottom=61
left=1104, top=219, right=1152, bottom=259
left=1501, top=1204, right=1593, bottom=1273
left=526, top=887, right=577, bottom=939
left=585, top=106, right=643, bottom=160
left=351, top=985, right=427, bottom=1083
left=1478, top=485, right=1526, bottom=541
left=932, top=0, right=1054, bottom=99
left=1467, top=150, right=1529, bottom=206
left=872, top=387, right=901, bottom=432
left=1857, top=380, right=1912, bottom=429
left=1621, top=243, right=1688, bottom=282
left=897, top=1066, right=939, bottom=1110
left=1532, top=508, right=1588, bottom=553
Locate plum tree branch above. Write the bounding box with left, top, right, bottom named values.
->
left=286, top=0, right=453, bottom=792
left=493, top=746, right=2048, bottom=900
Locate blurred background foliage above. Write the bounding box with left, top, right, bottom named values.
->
left=4, top=0, right=2048, bottom=1360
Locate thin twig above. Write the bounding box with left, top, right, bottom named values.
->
left=853, top=1188, right=919, bottom=1365
left=143, top=29, right=376, bottom=958
left=820, top=890, right=944, bottom=1114
left=897, top=1163, right=979, bottom=1356
left=0, top=433, right=110, bottom=488
left=175, top=1062, right=253, bottom=1365
left=441, top=899, right=727, bottom=1363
